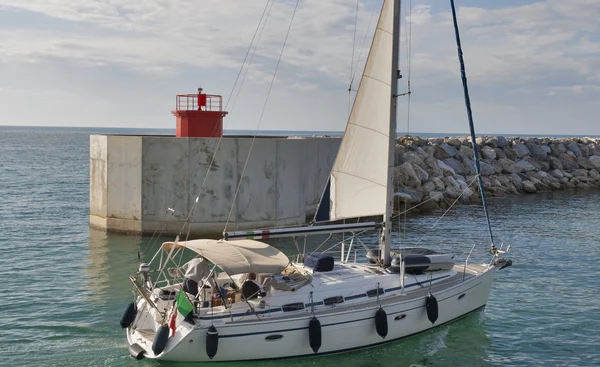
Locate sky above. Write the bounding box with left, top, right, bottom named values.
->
left=0, top=0, right=599, bottom=135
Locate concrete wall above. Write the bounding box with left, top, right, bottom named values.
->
left=89, top=135, right=341, bottom=236
left=107, top=136, right=142, bottom=232
left=89, top=135, right=107, bottom=230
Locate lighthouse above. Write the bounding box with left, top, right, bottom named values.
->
left=172, top=88, right=228, bottom=138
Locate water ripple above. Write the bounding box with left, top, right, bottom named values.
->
left=1, top=129, right=599, bottom=366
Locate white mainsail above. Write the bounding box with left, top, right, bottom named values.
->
left=326, top=0, right=394, bottom=221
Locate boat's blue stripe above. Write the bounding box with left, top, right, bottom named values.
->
left=198, top=274, right=452, bottom=320
left=305, top=301, right=324, bottom=307
left=217, top=280, right=483, bottom=338
left=385, top=274, right=450, bottom=292
left=217, top=305, right=487, bottom=360
left=198, top=308, right=283, bottom=320
left=344, top=293, right=366, bottom=301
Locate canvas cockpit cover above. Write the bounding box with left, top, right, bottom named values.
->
left=161, top=239, right=290, bottom=275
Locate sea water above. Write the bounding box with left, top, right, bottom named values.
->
left=0, top=126, right=599, bottom=366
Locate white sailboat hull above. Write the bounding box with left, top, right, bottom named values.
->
left=127, top=264, right=499, bottom=362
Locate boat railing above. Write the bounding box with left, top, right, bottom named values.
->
left=463, top=244, right=477, bottom=281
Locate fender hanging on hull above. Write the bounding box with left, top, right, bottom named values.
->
left=425, top=295, right=439, bottom=324
left=152, top=325, right=170, bottom=356
left=375, top=307, right=388, bottom=338
left=308, top=317, right=322, bottom=353
left=120, top=302, right=137, bottom=329
left=206, top=325, right=219, bottom=359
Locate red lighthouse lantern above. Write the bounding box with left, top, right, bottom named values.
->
left=172, top=88, right=228, bottom=138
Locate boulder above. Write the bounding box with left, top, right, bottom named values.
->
left=524, top=157, right=543, bottom=170
left=404, top=152, right=424, bottom=166
left=437, top=159, right=456, bottom=177
left=495, top=136, right=509, bottom=148
left=481, top=146, right=497, bottom=160
left=572, top=169, right=589, bottom=178
left=522, top=180, right=537, bottom=193
left=508, top=160, right=535, bottom=173
left=548, top=156, right=563, bottom=170
left=416, top=147, right=430, bottom=160
left=413, top=164, right=430, bottom=182
left=567, top=141, right=582, bottom=157
left=512, top=141, right=530, bottom=158
left=509, top=172, right=523, bottom=184
left=424, top=156, right=442, bottom=177
left=498, top=158, right=515, bottom=173
left=443, top=175, right=460, bottom=189
left=394, top=188, right=423, bottom=203
left=443, top=158, right=469, bottom=176
left=479, top=161, right=496, bottom=176
left=503, top=146, right=518, bottom=160
left=550, top=169, right=564, bottom=179
left=490, top=159, right=504, bottom=175
left=526, top=142, right=548, bottom=159
left=459, top=145, right=474, bottom=159
left=429, top=190, right=444, bottom=203
left=394, top=163, right=421, bottom=188
left=550, top=142, right=567, bottom=157
left=434, top=143, right=458, bottom=160
left=577, top=157, right=596, bottom=170
left=588, top=156, right=600, bottom=169
left=432, top=177, right=445, bottom=190
left=446, top=138, right=463, bottom=148
left=422, top=180, right=436, bottom=193
left=559, top=153, right=579, bottom=170
left=539, top=145, right=552, bottom=156
left=493, top=147, right=506, bottom=159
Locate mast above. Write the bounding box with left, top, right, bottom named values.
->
left=382, top=0, right=401, bottom=267
left=449, top=0, right=495, bottom=249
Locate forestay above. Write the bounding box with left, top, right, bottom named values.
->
left=161, top=239, right=290, bottom=275
left=324, top=0, right=394, bottom=221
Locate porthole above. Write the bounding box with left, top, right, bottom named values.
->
left=265, top=334, right=284, bottom=341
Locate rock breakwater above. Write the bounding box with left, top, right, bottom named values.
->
left=394, top=136, right=600, bottom=212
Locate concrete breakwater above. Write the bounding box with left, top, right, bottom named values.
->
left=394, top=136, right=600, bottom=212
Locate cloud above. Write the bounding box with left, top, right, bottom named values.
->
left=0, top=0, right=599, bottom=134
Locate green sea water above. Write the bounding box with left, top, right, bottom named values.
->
left=1, top=126, right=599, bottom=366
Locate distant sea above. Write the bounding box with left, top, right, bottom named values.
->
left=2, top=125, right=598, bottom=139
left=0, top=125, right=599, bottom=367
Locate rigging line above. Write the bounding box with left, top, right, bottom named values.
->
left=224, top=0, right=302, bottom=232
left=348, top=0, right=360, bottom=117
left=449, top=0, right=495, bottom=248
left=175, top=1, right=276, bottom=241
left=224, top=0, right=273, bottom=110
left=412, top=175, right=479, bottom=248
left=349, top=2, right=379, bottom=88
left=404, top=0, right=413, bottom=136
left=227, top=0, right=276, bottom=116
left=390, top=174, right=476, bottom=221
left=182, top=0, right=276, bottom=242
left=404, top=0, right=413, bottom=247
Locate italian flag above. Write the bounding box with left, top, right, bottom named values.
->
left=170, top=290, right=194, bottom=336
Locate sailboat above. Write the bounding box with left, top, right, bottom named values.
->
left=121, top=0, right=511, bottom=361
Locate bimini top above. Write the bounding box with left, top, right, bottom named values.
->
left=161, top=239, right=290, bottom=275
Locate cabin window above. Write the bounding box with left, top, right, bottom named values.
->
left=323, top=296, right=344, bottom=306
left=282, top=302, right=305, bottom=312
left=366, top=288, right=385, bottom=297
left=265, top=334, right=284, bottom=341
